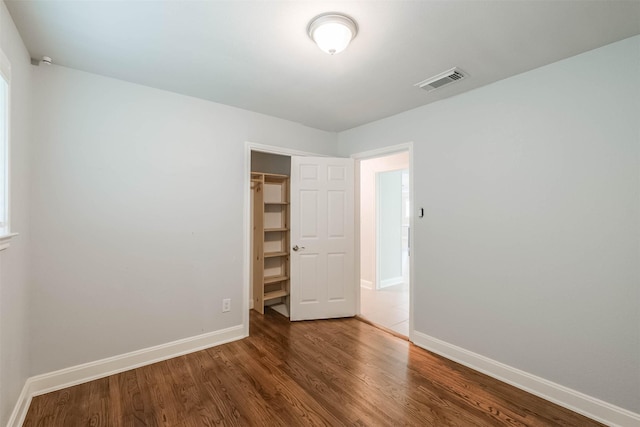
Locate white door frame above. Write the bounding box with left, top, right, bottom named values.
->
left=244, top=141, right=413, bottom=338
left=242, top=142, right=325, bottom=336
left=350, top=142, right=415, bottom=341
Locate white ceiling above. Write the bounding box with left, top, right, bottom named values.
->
left=5, top=1, right=640, bottom=132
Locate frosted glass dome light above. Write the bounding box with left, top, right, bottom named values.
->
left=308, top=13, right=358, bottom=55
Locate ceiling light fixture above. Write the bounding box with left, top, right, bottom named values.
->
left=308, top=13, right=358, bottom=55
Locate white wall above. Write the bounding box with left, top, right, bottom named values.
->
left=29, top=64, right=336, bottom=375
left=0, top=1, right=31, bottom=425
left=339, top=36, right=640, bottom=413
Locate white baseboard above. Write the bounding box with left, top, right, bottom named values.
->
left=5, top=381, right=32, bottom=427
left=379, top=276, right=403, bottom=288
left=10, top=325, right=637, bottom=427
left=7, top=324, right=246, bottom=427
left=412, top=331, right=640, bottom=427
left=360, top=279, right=373, bottom=289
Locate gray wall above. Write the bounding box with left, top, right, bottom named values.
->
left=2, top=2, right=638, bottom=419
left=339, top=36, right=640, bottom=412
left=0, top=2, right=31, bottom=425
left=28, top=64, right=336, bottom=375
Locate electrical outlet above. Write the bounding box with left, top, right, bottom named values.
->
left=222, top=298, right=231, bottom=313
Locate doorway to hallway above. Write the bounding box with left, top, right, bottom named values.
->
left=358, top=151, right=410, bottom=336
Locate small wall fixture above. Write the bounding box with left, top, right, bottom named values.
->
left=308, top=13, right=358, bottom=55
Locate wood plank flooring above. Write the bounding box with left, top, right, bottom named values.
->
left=23, top=309, right=604, bottom=426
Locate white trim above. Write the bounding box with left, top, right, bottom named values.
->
left=379, top=276, right=403, bottom=288
left=353, top=158, right=362, bottom=315
left=0, top=61, right=11, bottom=241
left=350, top=142, right=414, bottom=340
left=243, top=143, right=251, bottom=337
left=0, top=48, right=11, bottom=82
left=6, top=380, right=31, bottom=427
left=7, top=325, right=245, bottom=427
left=243, top=141, right=327, bottom=326
left=248, top=142, right=323, bottom=158
left=349, top=142, right=412, bottom=161
left=0, top=232, right=18, bottom=250
left=375, top=171, right=381, bottom=291
left=412, top=331, right=640, bottom=427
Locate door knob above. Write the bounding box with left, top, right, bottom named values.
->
left=293, top=245, right=305, bottom=252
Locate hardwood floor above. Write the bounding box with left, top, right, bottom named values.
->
left=24, top=309, right=604, bottom=426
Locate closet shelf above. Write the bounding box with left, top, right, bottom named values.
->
left=264, top=274, right=289, bottom=284
left=264, top=290, right=288, bottom=301
left=264, top=251, right=288, bottom=258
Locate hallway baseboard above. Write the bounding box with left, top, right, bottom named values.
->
left=360, top=279, right=373, bottom=289
left=379, top=276, right=404, bottom=288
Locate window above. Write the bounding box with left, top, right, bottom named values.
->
left=0, top=48, right=10, bottom=239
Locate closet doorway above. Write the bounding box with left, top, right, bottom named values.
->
left=245, top=143, right=358, bottom=326
left=250, top=151, right=292, bottom=318
left=358, top=150, right=411, bottom=337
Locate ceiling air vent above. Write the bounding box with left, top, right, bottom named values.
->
left=415, top=67, right=466, bottom=92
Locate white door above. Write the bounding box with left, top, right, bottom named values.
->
left=290, top=156, right=356, bottom=321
